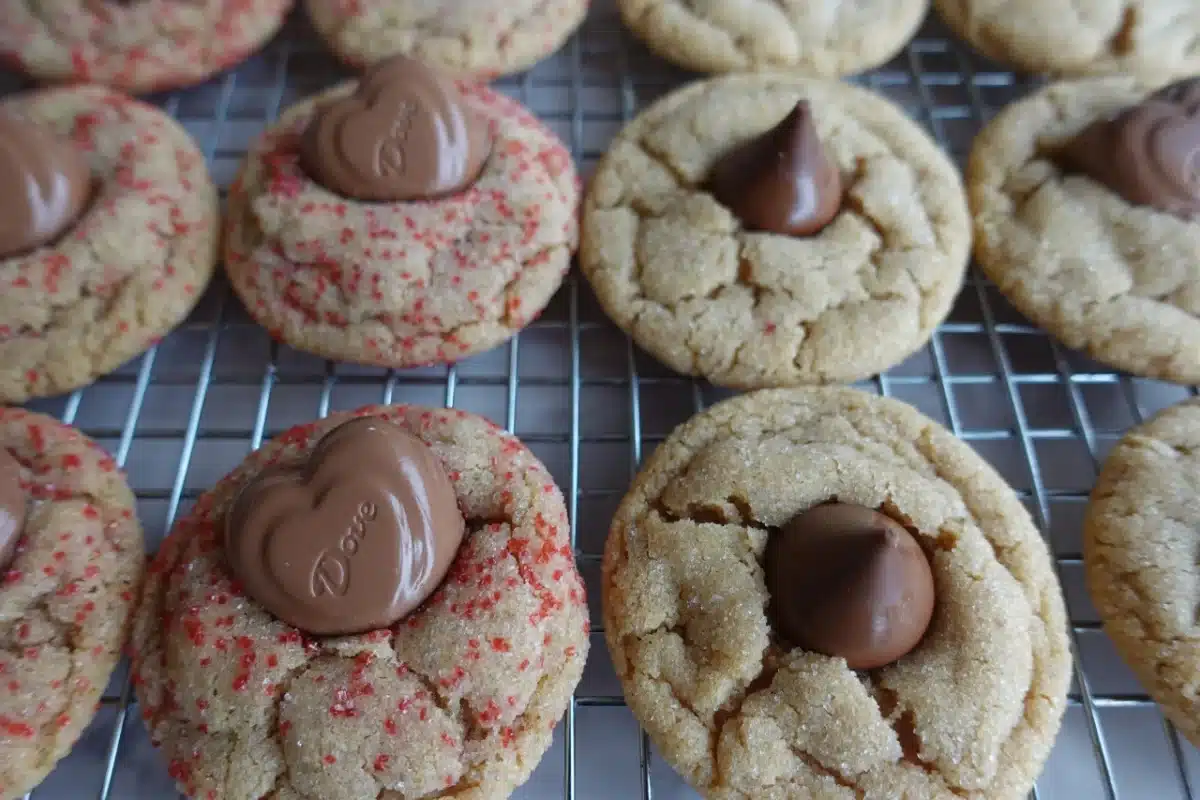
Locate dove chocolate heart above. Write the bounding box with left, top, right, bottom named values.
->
left=300, top=55, right=491, bottom=202
left=707, top=100, right=843, bottom=237
left=224, top=417, right=465, bottom=636
left=766, top=503, right=935, bottom=670
left=1058, top=77, right=1200, bottom=219
left=0, top=114, right=92, bottom=259
left=0, top=447, right=26, bottom=572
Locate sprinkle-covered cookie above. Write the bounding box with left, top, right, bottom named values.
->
left=305, top=0, right=588, bottom=78
left=967, top=75, right=1200, bottom=384
left=1084, top=398, right=1200, bottom=750
left=603, top=387, right=1071, bottom=798
left=0, top=0, right=292, bottom=94
left=581, top=73, right=971, bottom=388
left=0, top=85, right=220, bottom=404
left=617, top=0, right=929, bottom=77
left=935, top=0, right=1200, bottom=83
left=131, top=404, right=589, bottom=800
left=0, top=408, right=144, bottom=800
left=224, top=57, right=580, bottom=369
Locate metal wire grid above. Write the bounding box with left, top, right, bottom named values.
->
left=5, top=2, right=1200, bottom=798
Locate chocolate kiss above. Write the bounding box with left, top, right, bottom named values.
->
left=766, top=503, right=935, bottom=670
left=707, top=101, right=843, bottom=237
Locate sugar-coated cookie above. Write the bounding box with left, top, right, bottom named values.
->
left=604, top=387, right=1071, bottom=799
left=132, top=405, right=589, bottom=800
left=0, top=85, right=219, bottom=404
left=224, top=57, right=579, bottom=369
left=0, top=408, right=144, bottom=800
left=0, top=0, right=292, bottom=94
left=581, top=74, right=971, bottom=388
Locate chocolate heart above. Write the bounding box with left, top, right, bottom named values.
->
left=225, top=418, right=465, bottom=636
left=299, top=56, right=490, bottom=202
left=0, top=114, right=91, bottom=259
left=1059, top=77, right=1200, bottom=219
left=0, top=447, right=26, bottom=571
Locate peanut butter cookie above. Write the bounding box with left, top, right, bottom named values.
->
left=617, top=0, right=929, bottom=77
left=0, top=407, right=144, bottom=800
left=1084, top=397, right=1200, bottom=750
left=224, top=58, right=579, bottom=370
left=967, top=76, right=1200, bottom=384
left=305, top=0, right=588, bottom=77
left=603, top=387, right=1071, bottom=799
left=935, top=0, right=1200, bottom=83
left=132, top=404, right=589, bottom=800
left=581, top=74, right=971, bottom=388
left=0, top=85, right=220, bottom=404
left=0, top=0, right=292, bottom=94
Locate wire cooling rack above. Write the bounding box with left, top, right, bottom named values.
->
left=5, top=2, right=1200, bottom=798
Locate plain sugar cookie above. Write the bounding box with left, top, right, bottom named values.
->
left=1084, top=398, right=1200, bottom=751
left=305, top=0, right=588, bottom=78
left=967, top=76, right=1200, bottom=384
left=603, top=387, right=1071, bottom=799
left=581, top=73, right=971, bottom=389
left=617, top=0, right=930, bottom=77
left=935, top=0, right=1200, bottom=83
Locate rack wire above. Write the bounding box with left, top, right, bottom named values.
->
left=5, top=2, right=1199, bottom=798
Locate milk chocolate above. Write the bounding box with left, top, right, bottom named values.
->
left=707, top=101, right=842, bottom=237
left=300, top=56, right=490, bottom=202
left=0, top=114, right=91, bottom=259
left=0, top=448, right=26, bottom=572
left=766, top=503, right=935, bottom=670
left=225, top=418, right=466, bottom=636
left=1059, top=76, right=1200, bottom=219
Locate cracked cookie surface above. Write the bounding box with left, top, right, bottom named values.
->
left=0, top=0, right=292, bottom=94
left=935, top=0, right=1200, bottom=82
left=131, top=404, right=589, bottom=800
left=581, top=74, right=971, bottom=389
left=304, top=0, right=588, bottom=78
left=967, top=76, right=1200, bottom=384
left=602, top=387, right=1071, bottom=799
left=616, top=0, right=929, bottom=77
left=224, top=78, right=579, bottom=370
left=1084, top=398, right=1200, bottom=750
left=0, top=408, right=144, bottom=800
left=0, top=85, right=219, bottom=404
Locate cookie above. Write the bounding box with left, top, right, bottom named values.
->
left=0, top=85, right=220, bottom=404
left=224, top=57, right=579, bottom=369
left=935, top=0, right=1200, bottom=83
left=131, top=404, right=589, bottom=800
left=967, top=76, right=1200, bottom=384
left=617, top=0, right=929, bottom=77
left=304, top=0, right=588, bottom=78
left=581, top=74, right=971, bottom=389
left=0, top=407, right=144, bottom=800
left=602, top=387, right=1071, bottom=799
left=0, top=0, right=292, bottom=94
left=1084, top=398, right=1200, bottom=750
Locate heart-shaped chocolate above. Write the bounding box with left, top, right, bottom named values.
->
left=1059, top=76, right=1200, bottom=219
left=225, top=418, right=465, bottom=636
left=0, top=114, right=91, bottom=259
left=0, top=447, right=26, bottom=571
left=299, top=56, right=490, bottom=202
